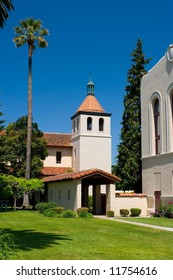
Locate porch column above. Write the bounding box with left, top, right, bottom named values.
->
left=93, top=184, right=101, bottom=215
left=106, top=184, right=115, bottom=212
left=74, top=180, right=81, bottom=211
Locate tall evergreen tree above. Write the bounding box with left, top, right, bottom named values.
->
left=113, top=38, right=150, bottom=192
left=0, top=106, right=5, bottom=173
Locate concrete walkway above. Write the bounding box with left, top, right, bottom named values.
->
left=94, top=215, right=173, bottom=232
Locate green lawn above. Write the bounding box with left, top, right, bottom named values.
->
left=0, top=210, right=173, bottom=260
left=117, top=217, right=173, bottom=228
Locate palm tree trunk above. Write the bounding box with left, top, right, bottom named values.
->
left=23, top=42, right=33, bottom=208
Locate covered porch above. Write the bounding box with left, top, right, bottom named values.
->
left=44, top=168, right=121, bottom=215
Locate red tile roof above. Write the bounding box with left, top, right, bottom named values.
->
left=43, top=133, right=72, bottom=147
left=76, top=95, right=105, bottom=113
left=42, top=167, right=73, bottom=176
left=43, top=168, right=121, bottom=183
left=1, top=131, right=72, bottom=149
left=116, top=193, right=147, bottom=197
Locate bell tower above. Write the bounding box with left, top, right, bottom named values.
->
left=71, top=78, right=112, bottom=172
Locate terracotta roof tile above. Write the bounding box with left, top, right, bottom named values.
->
left=43, top=168, right=121, bottom=183
left=43, top=133, right=72, bottom=147
left=116, top=193, right=147, bottom=197
left=76, top=95, right=105, bottom=113
left=42, top=167, right=73, bottom=176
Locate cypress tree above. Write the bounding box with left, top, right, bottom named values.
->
left=113, top=38, right=150, bottom=192
left=0, top=106, right=5, bottom=173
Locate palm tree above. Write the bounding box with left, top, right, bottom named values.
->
left=0, top=0, right=14, bottom=28
left=13, top=18, right=48, bottom=207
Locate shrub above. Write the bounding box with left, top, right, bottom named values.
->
left=130, top=208, right=141, bottom=217
left=106, top=210, right=114, bottom=217
left=120, top=209, right=129, bottom=217
left=0, top=230, right=15, bottom=260
left=60, top=210, right=77, bottom=218
left=77, top=207, right=89, bottom=214
left=54, top=207, right=65, bottom=214
left=79, top=212, right=93, bottom=218
left=35, top=202, right=56, bottom=213
left=43, top=209, right=58, bottom=217
left=77, top=207, right=93, bottom=218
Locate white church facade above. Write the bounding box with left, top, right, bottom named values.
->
left=141, top=44, right=173, bottom=213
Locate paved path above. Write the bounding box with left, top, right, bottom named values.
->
left=94, top=216, right=173, bottom=232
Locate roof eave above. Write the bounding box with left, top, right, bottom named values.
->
left=71, top=111, right=112, bottom=120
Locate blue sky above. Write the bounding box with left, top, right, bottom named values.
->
left=0, top=0, right=172, bottom=164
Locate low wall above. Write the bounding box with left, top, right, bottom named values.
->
left=112, top=194, right=148, bottom=216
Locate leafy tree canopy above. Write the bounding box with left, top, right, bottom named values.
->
left=3, top=116, right=48, bottom=178
left=0, top=174, right=44, bottom=201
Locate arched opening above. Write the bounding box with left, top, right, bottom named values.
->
left=87, top=117, right=92, bottom=130
left=153, top=98, right=160, bottom=155
left=99, top=118, right=104, bottom=131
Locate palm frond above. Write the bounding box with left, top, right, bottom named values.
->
left=0, top=0, right=14, bottom=28
left=13, top=17, right=49, bottom=49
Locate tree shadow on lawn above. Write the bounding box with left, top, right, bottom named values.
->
left=1, top=228, right=72, bottom=251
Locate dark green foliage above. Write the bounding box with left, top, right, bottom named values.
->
left=3, top=116, right=48, bottom=178
left=60, top=210, right=77, bottom=218
left=35, top=202, right=56, bottom=213
left=120, top=209, right=129, bottom=217
left=78, top=211, right=93, bottom=218
left=106, top=210, right=114, bottom=217
left=54, top=207, right=65, bottom=214
left=0, top=107, right=6, bottom=173
left=130, top=208, right=141, bottom=217
left=0, top=108, right=5, bottom=131
left=0, top=230, right=15, bottom=260
left=0, top=0, right=14, bottom=29
left=43, top=208, right=58, bottom=217
left=113, top=39, right=150, bottom=192
left=153, top=203, right=173, bottom=218
left=77, top=207, right=93, bottom=218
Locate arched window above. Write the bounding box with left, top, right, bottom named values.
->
left=77, top=118, right=79, bottom=131
left=87, top=117, right=92, bottom=130
left=171, top=93, right=173, bottom=131
left=73, top=120, right=75, bottom=133
left=99, top=118, right=104, bottom=131
left=153, top=99, right=160, bottom=154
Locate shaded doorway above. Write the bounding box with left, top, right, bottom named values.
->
left=154, top=191, right=161, bottom=211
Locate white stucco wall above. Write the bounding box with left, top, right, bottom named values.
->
left=47, top=180, right=81, bottom=211
left=142, top=153, right=173, bottom=196
left=44, top=147, right=72, bottom=167
left=71, top=114, right=112, bottom=172
left=141, top=55, right=173, bottom=157
left=141, top=52, right=173, bottom=200
left=112, top=197, right=148, bottom=216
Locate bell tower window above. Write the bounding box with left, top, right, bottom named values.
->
left=99, top=118, right=104, bottom=131
left=87, top=117, right=92, bottom=130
